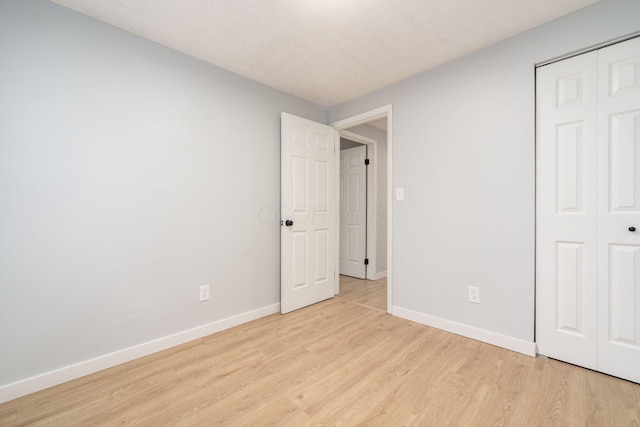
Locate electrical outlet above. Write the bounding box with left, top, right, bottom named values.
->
left=468, top=286, right=480, bottom=304
left=199, top=284, right=210, bottom=302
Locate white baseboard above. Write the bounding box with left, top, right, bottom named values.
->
left=0, top=303, right=281, bottom=404
left=369, top=270, right=387, bottom=280
left=392, top=306, right=536, bottom=357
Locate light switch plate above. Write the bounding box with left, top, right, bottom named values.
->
left=199, top=284, right=210, bottom=302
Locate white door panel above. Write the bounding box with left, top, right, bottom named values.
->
left=536, top=51, right=599, bottom=369
left=340, top=145, right=367, bottom=279
left=597, top=36, right=640, bottom=383
left=537, top=36, right=640, bottom=383
left=281, top=113, right=336, bottom=314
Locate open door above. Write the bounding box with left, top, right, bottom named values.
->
left=340, top=144, right=367, bottom=279
left=281, top=113, right=337, bottom=314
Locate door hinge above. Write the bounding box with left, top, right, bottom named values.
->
left=364, top=158, right=370, bottom=166
left=364, top=258, right=369, bottom=265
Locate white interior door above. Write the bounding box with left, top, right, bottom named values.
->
left=340, top=145, right=367, bottom=279
left=596, top=37, right=640, bottom=383
left=537, top=36, right=640, bottom=383
left=281, top=113, right=336, bottom=314
left=536, top=51, right=599, bottom=370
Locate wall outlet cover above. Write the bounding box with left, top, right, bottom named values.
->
left=468, top=286, right=480, bottom=304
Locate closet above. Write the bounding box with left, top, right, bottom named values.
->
left=536, top=36, right=640, bottom=383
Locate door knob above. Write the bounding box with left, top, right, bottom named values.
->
left=285, top=220, right=294, bottom=227
left=629, top=226, right=636, bottom=232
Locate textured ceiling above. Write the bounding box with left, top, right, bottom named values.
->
left=50, top=0, right=598, bottom=107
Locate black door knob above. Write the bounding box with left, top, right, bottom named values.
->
left=285, top=220, right=294, bottom=227
left=629, top=226, right=636, bottom=232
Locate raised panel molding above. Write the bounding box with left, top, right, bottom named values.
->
left=556, top=242, right=586, bottom=335
left=348, top=224, right=359, bottom=261
left=292, top=156, right=308, bottom=214
left=349, top=153, right=360, bottom=167
left=608, top=244, right=640, bottom=346
left=292, top=231, right=308, bottom=289
left=557, top=72, right=586, bottom=108
left=556, top=122, right=585, bottom=213
left=293, top=127, right=308, bottom=148
left=315, top=229, right=328, bottom=283
left=609, top=111, right=640, bottom=211
left=313, top=131, right=328, bottom=152
left=315, top=160, right=328, bottom=213
left=349, top=174, right=360, bottom=212
left=610, top=55, right=640, bottom=96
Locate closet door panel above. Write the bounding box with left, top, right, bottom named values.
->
left=536, top=51, right=598, bottom=369
left=597, top=36, right=640, bottom=383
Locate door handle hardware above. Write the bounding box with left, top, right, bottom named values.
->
left=629, top=226, right=636, bottom=232
left=285, top=220, right=294, bottom=227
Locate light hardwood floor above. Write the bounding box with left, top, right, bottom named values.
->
left=1, top=276, right=639, bottom=426
left=335, top=275, right=387, bottom=312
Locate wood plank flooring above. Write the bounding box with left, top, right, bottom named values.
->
left=335, top=275, right=387, bottom=312
left=1, top=276, right=639, bottom=426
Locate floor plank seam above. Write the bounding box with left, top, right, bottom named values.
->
left=334, top=296, right=386, bottom=313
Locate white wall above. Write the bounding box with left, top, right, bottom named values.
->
left=0, top=0, right=326, bottom=388
left=329, top=0, right=640, bottom=343
left=345, top=125, right=388, bottom=275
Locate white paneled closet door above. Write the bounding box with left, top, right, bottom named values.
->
left=537, top=36, right=640, bottom=384
left=596, top=37, right=640, bottom=383
left=536, top=51, right=599, bottom=370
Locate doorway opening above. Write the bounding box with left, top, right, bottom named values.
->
left=332, top=105, right=393, bottom=314
left=339, top=132, right=374, bottom=280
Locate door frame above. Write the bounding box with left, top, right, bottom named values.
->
left=331, top=104, right=393, bottom=314
left=339, top=130, right=378, bottom=281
